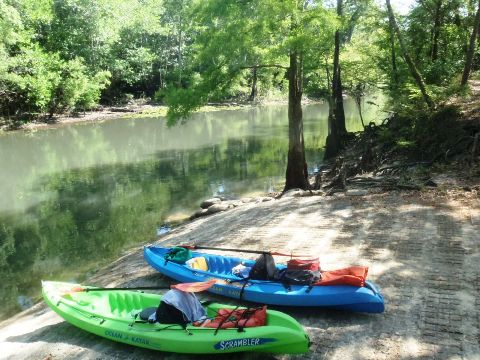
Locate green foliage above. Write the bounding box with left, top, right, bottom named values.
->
left=0, top=0, right=111, bottom=117
left=413, top=105, right=465, bottom=159
left=0, top=0, right=478, bottom=123
left=49, top=58, right=111, bottom=113
left=0, top=43, right=110, bottom=116
left=0, top=223, right=15, bottom=270
left=381, top=104, right=466, bottom=160
left=164, top=0, right=337, bottom=123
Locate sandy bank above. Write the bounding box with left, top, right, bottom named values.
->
left=1, top=189, right=479, bottom=359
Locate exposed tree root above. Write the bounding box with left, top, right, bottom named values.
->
left=316, top=107, right=480, bottom=193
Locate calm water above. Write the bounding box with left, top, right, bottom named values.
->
left=0, top=96, right=384, bottom=319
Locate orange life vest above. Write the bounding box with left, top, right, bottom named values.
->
left=194, top=306, right=267, bottom=329
left=315, top=266, right=368, bottom=287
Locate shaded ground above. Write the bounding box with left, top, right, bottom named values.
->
left=455, top=80, right=480, bottom=125
left=1, top=188, right=479, bottom=360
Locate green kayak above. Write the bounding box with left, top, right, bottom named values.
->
left=42, top=281, right=310, bottom=354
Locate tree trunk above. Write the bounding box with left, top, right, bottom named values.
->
left=334, top=66, right=346, bottom=133
left=386, top=0, right=435, bottom=109
left=388, top=10, right=398, bottom=85
left=178, top=27, right=183, bottom=85
left=333, top=0, right=346, bottom=134
left=430, top=1, right=442, bottom=62
left=324, top=58, right=338, bottom=159
left=283, top=51, right=310, bottom=192
left=248, top=66, right=258, bottom=101
left=324, top=0, right=347, bottom=160
left=354, top=84, right=365, bottom=128
left=461, top=0, right=480, bottom=86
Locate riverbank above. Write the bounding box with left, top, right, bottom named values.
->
left=0, top=98, right=324, bottom=132
left=1, top=186, right=479, bottom=359
left=0, top=103, right=237, bottom=132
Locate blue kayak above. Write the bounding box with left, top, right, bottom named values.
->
left=144, top=246, right=385, bottom=313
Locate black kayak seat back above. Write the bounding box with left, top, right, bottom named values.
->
left=139, top=303, right=188, bottom=328
left=249, top=253, right=277, bottom=280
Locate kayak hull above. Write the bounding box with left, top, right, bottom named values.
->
left=144, top=246, right=385, bottom=313
left=42, top=281, right=309, bottom=354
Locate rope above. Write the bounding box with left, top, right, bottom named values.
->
left=214, top=306, right=240, bottom=336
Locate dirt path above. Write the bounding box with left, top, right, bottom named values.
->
left=1, top=190, right=479, bottom=360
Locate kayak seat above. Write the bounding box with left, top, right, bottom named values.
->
left=202, top=254, right=243, bottom=276
left=187, top=257, right=209, bottom=271
left=108, top=292, right=144, bottom=315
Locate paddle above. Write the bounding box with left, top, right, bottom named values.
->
left=69, top=279, right=217, bottom=294
left=179, top=244, right=312, bottom=258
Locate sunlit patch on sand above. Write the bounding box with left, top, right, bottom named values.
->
left=372, top=260, right=404, bottom=277
left=400, top=337, right=432, bottom=358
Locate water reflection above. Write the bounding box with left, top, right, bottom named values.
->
left=0, top=97, right=384, bottom=319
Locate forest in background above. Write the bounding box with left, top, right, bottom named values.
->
left=1, top=0, right=479, bottom=119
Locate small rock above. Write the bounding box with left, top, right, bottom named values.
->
left=240, top=197, right=254, bottom=203
left=207, top=203, right=230, bottom=214
left=200, top=197, right=222, bottom=209
left=192, top=208, right=209, bottom=219
left=311, top=190, right=324, bottom=196
left=345, top=189, right=368, bottom=196
left=257, top=196, right=274, bottom=202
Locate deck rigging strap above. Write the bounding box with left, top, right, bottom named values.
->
left=214, top=305, right=241, bottom=335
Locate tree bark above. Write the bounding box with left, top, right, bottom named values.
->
left=354, top=84, right=365, bottom=128
left=324, top=0, right=347, bottom=160
left=461, top=0, right=480, bottom=86
left=334, top=65, right=346, bottom=133
left=248, top=66, right=258, bottom=101
left=388, top=8, right=398, bottom=85
left=283, top=51, right=310, bottom=191
left=430, top=0, right=442, bottom=62
left=386, top=0, right=435, bottom=109
left=333, top=0, right=346, bottom=134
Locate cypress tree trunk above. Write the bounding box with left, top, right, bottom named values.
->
left=461, top=0, right=480, bottom=86
left=283, top=51, right=310, bottom=191
left=324, top=0, right=347, bottom=160
left=388, top=11, right=398, bottom=85
left=248, top=66, right=258, bottom=101
left=333, top=0, right=346, bottom=134
left=386, top=0, right=435, bottom=109
left=430, top=1, right=442, bottom=62
left=334, top=66, right=346, bottom=134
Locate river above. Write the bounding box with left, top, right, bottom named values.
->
left=0, top=96, right=384, bottom=320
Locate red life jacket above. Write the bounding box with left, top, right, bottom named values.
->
left=287, top=258, right=320, bottom=271
left=315, top=266, right=368, bottom=287
left=195, top=306, right=267, bottom=329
